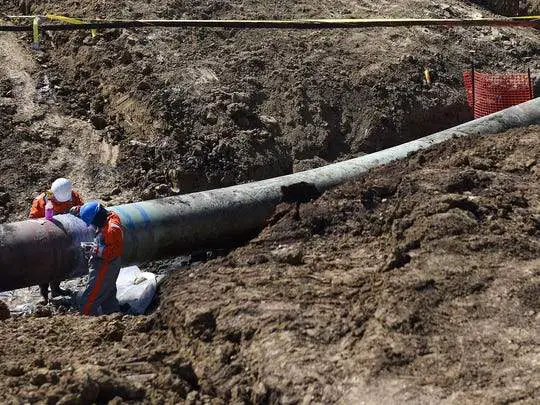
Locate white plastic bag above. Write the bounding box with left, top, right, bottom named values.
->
left=116, top=266, right=157, bottom=315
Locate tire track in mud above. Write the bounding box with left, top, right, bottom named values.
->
left=0, top=33, right=128, bottom=220
left=0, top=33, right=39, bottom=121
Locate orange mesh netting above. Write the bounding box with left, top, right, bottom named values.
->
left=463, top=71, right=534, bottom=118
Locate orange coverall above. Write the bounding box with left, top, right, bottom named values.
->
left=29, top=191, right=84, bottom=219
left=29, top=191, right=84, bottom=301
left=79, top=212, right=124, bottom=315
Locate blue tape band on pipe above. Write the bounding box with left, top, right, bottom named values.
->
left=133, top=204, right=156, bottom=247
left=114, top=206, right=139, bottom=256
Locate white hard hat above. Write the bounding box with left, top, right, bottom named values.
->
left=51, top=178, right=73, bottom=202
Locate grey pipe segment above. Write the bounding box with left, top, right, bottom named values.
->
left=0, top=97, right=539, bottom=292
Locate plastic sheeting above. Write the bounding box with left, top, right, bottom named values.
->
left=116, top=265, right=157, bottom=315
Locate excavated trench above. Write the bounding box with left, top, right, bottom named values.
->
left=1, top=97, right=539, bottom=298
left=0, top=5, right=538, bottom=311
left=1, top=0, right=539, bottom=225
left=2, top=123, right=538, bottom=403
left=0, top=1, right=540, bottom=402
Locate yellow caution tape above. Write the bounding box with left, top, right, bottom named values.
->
left=46, top=14, right=97, bottom=37
left=512, top=15, right=540, bottom=19
left=3, top=14, right=539, bottom=23
left=1, top=14, right=537, bottom=40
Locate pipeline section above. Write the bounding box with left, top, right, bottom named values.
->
left=0, top=97, right=539, bottom=291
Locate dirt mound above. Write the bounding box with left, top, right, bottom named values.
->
left=1, top=126, right=537, bottom=403
left=1, top=0, right=538, bottom=221
left=155, top=125, right=540, bottom=403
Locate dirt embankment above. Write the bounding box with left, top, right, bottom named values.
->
left=0, top=126, right=538, bottom=403
left=0, top=0, right=539, bottom=222
left=156, top=125, right=540, bottom=403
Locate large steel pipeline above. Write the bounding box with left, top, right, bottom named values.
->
left=1, top=98, right=539, bottom=291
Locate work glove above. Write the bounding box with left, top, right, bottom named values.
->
left=69, top=205, right=81, bottom=217
left=80, top=242, right=97, bottom=259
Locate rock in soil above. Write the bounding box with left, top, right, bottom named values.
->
left=0, top=301, right=9, bottom=320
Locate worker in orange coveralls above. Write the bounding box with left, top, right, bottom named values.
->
left=75, top=201, right=124, bottom=315
left=29, top=177, right=84, bottom=219
left=29, top=178, right=84, bottom=304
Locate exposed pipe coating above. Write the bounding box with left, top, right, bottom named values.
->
left=0, top=98, right=539, bottom=292
left=0, top=216, right=95, bottom=291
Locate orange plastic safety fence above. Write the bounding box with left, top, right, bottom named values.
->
left=463, top=71, right=534, bottom=118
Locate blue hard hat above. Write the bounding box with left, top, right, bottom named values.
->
left=80, top=201, right=101, bottom=225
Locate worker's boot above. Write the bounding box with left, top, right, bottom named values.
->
left=50, top=281, right=71, bottom=298
left=38, top=283, right=49, bottom=305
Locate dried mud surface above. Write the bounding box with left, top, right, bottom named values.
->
left=0, top=126, right=538, bottom=404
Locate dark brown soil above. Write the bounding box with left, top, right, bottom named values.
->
left=1, top=126, right=538, bottom=403
left=472, top=0, right=539, bottom=16
left=0, top=1, right=539, bottom=403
